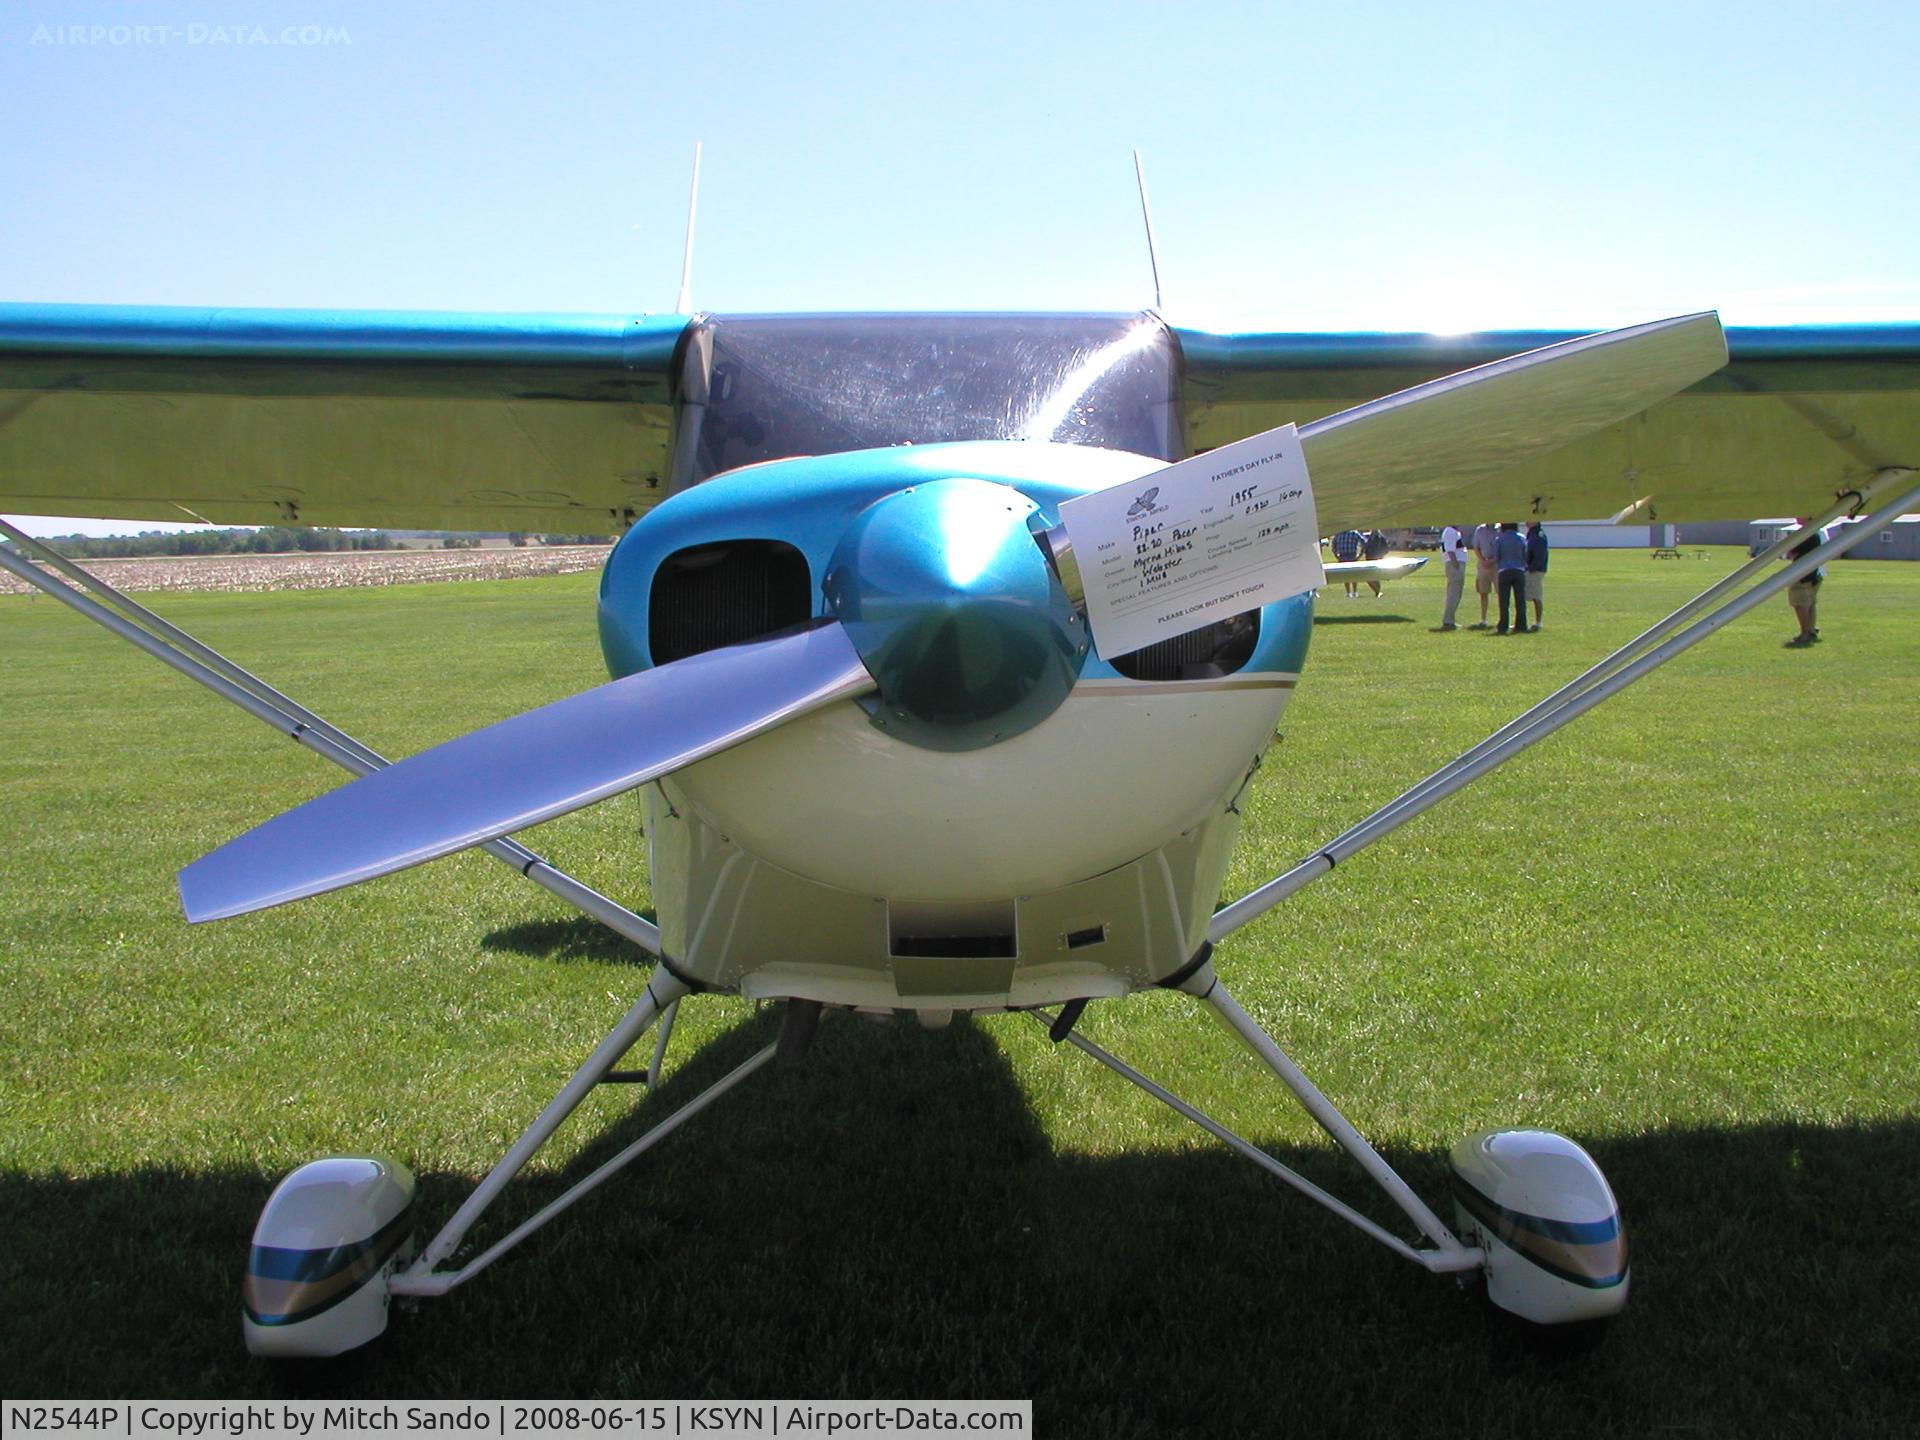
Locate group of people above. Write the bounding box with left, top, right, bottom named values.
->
left=1439, top=521, right=1547, bottom=633
left=1330, top=528, right=1391, bottom=597
left=1363, top=517, right=1834, bottom=647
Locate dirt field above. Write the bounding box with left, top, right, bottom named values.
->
left=0, top=544, right=614, bottom=596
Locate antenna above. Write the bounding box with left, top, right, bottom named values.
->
left=676, top=141, right=702, bottom=314
left=1132, top=149, right=1164, bottom=312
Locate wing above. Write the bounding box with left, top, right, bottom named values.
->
left=11, top=304, right=1912, bottom=536
left=0, top=304, right=688, bottom=532
left=1323, top=556, right=1429, bottom=585
left=1177, top=321, right=1920, bottom=530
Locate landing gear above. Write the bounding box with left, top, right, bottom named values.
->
left=242, top=973, right=775, bottom=1359
left=1450, top=1129, right=1629, bottom=1326
left=1041, top=969, right=1628, bottom=1327
left=242, top=1156, right=416, bottom=1358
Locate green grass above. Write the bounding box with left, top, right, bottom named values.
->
left=1, top=551, right=1915, bottom=1433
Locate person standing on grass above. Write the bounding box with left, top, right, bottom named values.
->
left=1471, top=520, right=1499, bottom=627
left=1525, top=521, right=1549, bottom=630
left=1331, top=527, right=1364, bottom=596
left=1363, top=528, right=1389, bottom=596
left=1785, top=522, right=1830, bottom=646
left=1439, top=522, right=1467, bottom=629
left=1495, top=522, right=1529, bottom=634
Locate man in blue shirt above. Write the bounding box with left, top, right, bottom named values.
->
left=1495, top=522, right=1529, bottom=634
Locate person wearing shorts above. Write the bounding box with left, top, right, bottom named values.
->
left=1363, top=528, right=1389, bottom=596
left=1331, top=528, right=1364, bottom=597
left=1786, top=524, right=1829, bottom=645
left=1470, top=521, right=1498, bottom=627
left=1525, top=522, right=1549, bottom=630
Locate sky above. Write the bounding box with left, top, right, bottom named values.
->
left=4, top=0, right=1917, bottom=533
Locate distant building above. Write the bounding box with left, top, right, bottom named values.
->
left=1752, top=515, right=1920, bottom=560
left=1538, top=521, right=1679, bottom=549
left=1669, top=520, right=1750, bottom=547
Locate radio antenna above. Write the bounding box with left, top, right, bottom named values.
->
left=1133, top=149, right=1165, bottom=312
left=676, top=141, right=702, bottom=314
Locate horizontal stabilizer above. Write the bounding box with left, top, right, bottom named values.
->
left=179, top=623, right=876, bottom=922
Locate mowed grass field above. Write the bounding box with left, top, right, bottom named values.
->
left=1, top=549, right=1915, bottom=1433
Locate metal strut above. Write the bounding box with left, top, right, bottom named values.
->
left=1209, top=469, right=1920, bottom=942
left=0, top=520, right=664, bottom=956
left=393, top=974, right=781, bottom=1296
left=0, top=525, right=756, bottom=1295
left=1028, top=987, right=1483, bottom=1274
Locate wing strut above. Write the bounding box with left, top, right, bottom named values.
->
left=1207, top=467, right=1920, bottom=943
left=1026, top=995, right=1485, bottom=1273
left=0, top=521, right=667, bottom=960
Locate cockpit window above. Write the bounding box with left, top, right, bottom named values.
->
left=674, top=313, right=1183, bottom=487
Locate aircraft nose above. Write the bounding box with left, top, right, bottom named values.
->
left=822, top=477, right=1087, bottom=751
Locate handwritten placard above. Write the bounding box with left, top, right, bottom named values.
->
left=1057, top=424, right=1322, bottom=659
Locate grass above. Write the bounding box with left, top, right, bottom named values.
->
left=0, top=550, right=1915, bottom=1433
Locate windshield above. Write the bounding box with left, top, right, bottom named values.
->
left=673, top=312, right=1183, bottom=487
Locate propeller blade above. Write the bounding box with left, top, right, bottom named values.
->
left=1300, top=310, right=1729, bottom=530
left=179, top=622, right=876, bottom=922
left=1050, top=312, right=1727, bottom=657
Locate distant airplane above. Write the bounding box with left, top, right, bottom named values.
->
left=2, top=297, right=1915, bottom=1357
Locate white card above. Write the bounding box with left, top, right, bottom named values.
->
left=1057, top=424, right=1322, bottom=659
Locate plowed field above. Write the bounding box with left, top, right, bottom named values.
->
left=0, top=544, right=613, bottom=595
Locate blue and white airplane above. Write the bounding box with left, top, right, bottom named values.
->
left=3, top=295, right=1916, bottom=1357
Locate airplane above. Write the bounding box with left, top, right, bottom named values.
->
left=2, top=292, right=1916, bottom=1360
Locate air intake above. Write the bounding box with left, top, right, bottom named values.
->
left=649, top=540, right=812, bottom=665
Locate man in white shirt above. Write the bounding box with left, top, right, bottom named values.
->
left=1439, top=524, right=1467, bottom=630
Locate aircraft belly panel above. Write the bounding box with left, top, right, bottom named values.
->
left=657, top=681, right=1291, bottom=903
left=645, top=775, right=1247, bottom=1005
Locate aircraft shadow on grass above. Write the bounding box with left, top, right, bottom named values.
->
left=1311, top=613, right=1416, bottom=626
left=3, top=1011, right=1914, bottom=1434
left=481, top=914, right=657, bottom=967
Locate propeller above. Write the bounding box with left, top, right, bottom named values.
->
left=180, top=311, right=1727, bottom=922
left=178, top=622, right=876, bottom=921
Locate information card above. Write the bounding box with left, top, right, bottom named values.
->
left=1057, top=423, right=1321, bottom=659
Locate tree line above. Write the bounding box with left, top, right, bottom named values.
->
left=9, top=528, right=616, bottom=559
left=19, top=527, right=391, bottom=558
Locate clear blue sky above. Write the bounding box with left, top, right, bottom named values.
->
left=5, top=0, right=1917, bottom=531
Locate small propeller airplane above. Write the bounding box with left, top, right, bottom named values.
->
left=3, top=285, right=1917, bottom=1358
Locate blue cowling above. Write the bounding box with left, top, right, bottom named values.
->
left=822, top=477, right=1086, bottom=752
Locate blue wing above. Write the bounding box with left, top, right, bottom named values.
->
left=5, top=302, right=1914, bottom=535
left=1176, top=321, right=1920, bottom=528
left=0, top=304, right=687, bottom=532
